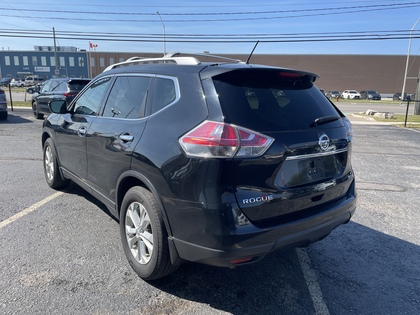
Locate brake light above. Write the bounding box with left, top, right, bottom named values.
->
left=278, top=71, right=303, bottom=78
left=63, top=91, right=78, bottom=97
left=179, top=121, right=274, bottom=158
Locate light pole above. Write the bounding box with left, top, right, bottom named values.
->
left=156, top=11, right=166, bottom=56
left=401, top=17, right=420, bottom=102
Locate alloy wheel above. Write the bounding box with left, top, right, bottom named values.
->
left=125, top=201, right=154, bottom=264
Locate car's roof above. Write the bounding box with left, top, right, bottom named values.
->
left=100, top=59, right=319, bottom=83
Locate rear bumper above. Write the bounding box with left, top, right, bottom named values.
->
left=171, top=190, right=357, bottom=267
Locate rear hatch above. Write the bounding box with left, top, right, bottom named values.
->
left=65, top=79, right=91, bottom=102
left=211, top=68, right=354, bottom=227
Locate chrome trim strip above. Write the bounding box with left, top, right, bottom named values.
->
left=285, top=148, right=348, bottom=160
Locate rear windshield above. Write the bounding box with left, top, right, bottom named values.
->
left=68, top=80, right=90, bottom=91
left=212, top=69, right=340, bottom=131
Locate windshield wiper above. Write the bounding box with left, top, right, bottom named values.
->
left=310, top=115, right=340, bottom=127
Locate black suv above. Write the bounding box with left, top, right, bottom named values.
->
left=32, top=77, right=90, bottom=119
left=42, top=54, right=357, bottom=280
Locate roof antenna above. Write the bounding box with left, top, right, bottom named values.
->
left=246, top=40, right=259, bottom=64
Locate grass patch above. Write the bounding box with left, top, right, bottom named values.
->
left=7, top=101, right=32, bottom=107
left=331, top=98, right=402, bottom=105
left=357, top=113, right=420, bottom=128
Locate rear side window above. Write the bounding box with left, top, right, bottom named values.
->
left=212, top=69, right=340, bottom=131
left=151, top=77, right=177, bottom=115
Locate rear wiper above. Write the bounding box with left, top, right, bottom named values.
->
left=310, top=115, right=340, bottom=127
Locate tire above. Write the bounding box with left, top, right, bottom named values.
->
left=33, top=101, right=44, bottom=119
left=120, top=186, right=177, bottom=280
left=43, top=138, right=69, bottom=189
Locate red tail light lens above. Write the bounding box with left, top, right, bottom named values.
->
left=63, top=91, right=78, bottom=97
left=179, top=121, right=274, bottom=158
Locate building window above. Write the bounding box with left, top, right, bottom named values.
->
left=100, top=57, right=105, bottom=67
left=50, top=56, right=55, bottom=67
left=14, top=56, right=19, bottom=66
left=109, top=57, right=114, bottom=65
left=5, top=56, right=10, bottom=66
left=41, top=56, right=47, bottom=66
left=23, top=56, right=29, bottom=66
left=32, top=56, right=38, bottom=66
left=90, top=57, right=95, bottom=67
left=119, top=57, right=124, bottom=62
left=69, top=57, right=75, bottom=67
left=78, top=57, right=85, bottom=67
left=59, top=56, right=65, bottom=67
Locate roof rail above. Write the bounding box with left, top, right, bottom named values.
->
left=103, top=56, right=200, bottom=72
left=165, top=52, right=244, bottom=63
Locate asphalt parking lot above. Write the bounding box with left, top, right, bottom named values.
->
left=0, top=108, right=419, bottom=315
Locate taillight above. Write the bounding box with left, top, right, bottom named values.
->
left=179, top=121, right=274, bottom=158
left=343, top=117, right=353, bottom=143
left=63, top=91, right=78, bottom=97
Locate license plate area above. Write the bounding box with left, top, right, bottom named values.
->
left=299, top=157, right=326, bottom=182
left=276, top=154, right=344, bottom=188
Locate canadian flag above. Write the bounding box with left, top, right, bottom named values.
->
left=89, top=42, right=98, bottom=49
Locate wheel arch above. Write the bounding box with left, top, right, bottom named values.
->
left=116, top=170, right=182, bottom=266
left=116, top=170, right=173, bottom=237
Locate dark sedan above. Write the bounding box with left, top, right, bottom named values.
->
left=360, top=90, right=381, bottom=100
left=393, top=92, right=410, bottom=101
left=0, top=77, right=12, bottom=87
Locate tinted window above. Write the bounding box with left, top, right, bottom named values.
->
left=103, top=76, right=150, bottom=119
left=68, top=80, right=90, bottom=92
left=41, top=81, right=52, bottom=93
left=73, top=77, right=112, bottom=115
left=56, top=80, right=68, bottom=92
left=151, top=77, right=177, bottom=114
left=48, top=80, right=64, bottom=92
left=212, top=69, right=340, bottom=131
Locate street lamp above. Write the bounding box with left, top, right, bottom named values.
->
left=156, top=11, right=166, bottom=56
left=401, top=17, right=420, bottom=102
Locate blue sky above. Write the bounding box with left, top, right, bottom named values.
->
left=1, top=0, right=419, bottom=55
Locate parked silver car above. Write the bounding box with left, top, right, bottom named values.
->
left=10, top=78, right=25, bottom=87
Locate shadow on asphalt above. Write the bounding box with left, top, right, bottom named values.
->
left=0, top=111, right=33, bottom=124
left=146, top=221, right=419, bottom=314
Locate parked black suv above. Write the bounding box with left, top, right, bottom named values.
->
left=32, top=77, right=90, bottom=119
left=42, top=54, right=357, bottom=280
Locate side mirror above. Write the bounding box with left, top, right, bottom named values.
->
left=49, top=100, right=68, bottom=114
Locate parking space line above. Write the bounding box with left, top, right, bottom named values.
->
left=0, top=192, right=63, bottom=229
left=296, top=248, right=330, bottom=315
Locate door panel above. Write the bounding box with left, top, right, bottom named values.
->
left=85, top=75, right=151, bottom=203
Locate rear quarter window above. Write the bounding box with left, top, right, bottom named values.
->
left=212, top=69, right=340, bottom=131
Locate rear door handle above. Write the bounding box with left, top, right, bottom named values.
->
left=78, top=126, right=87, bottom=137
left=119, top=133, right=134, bottom=142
